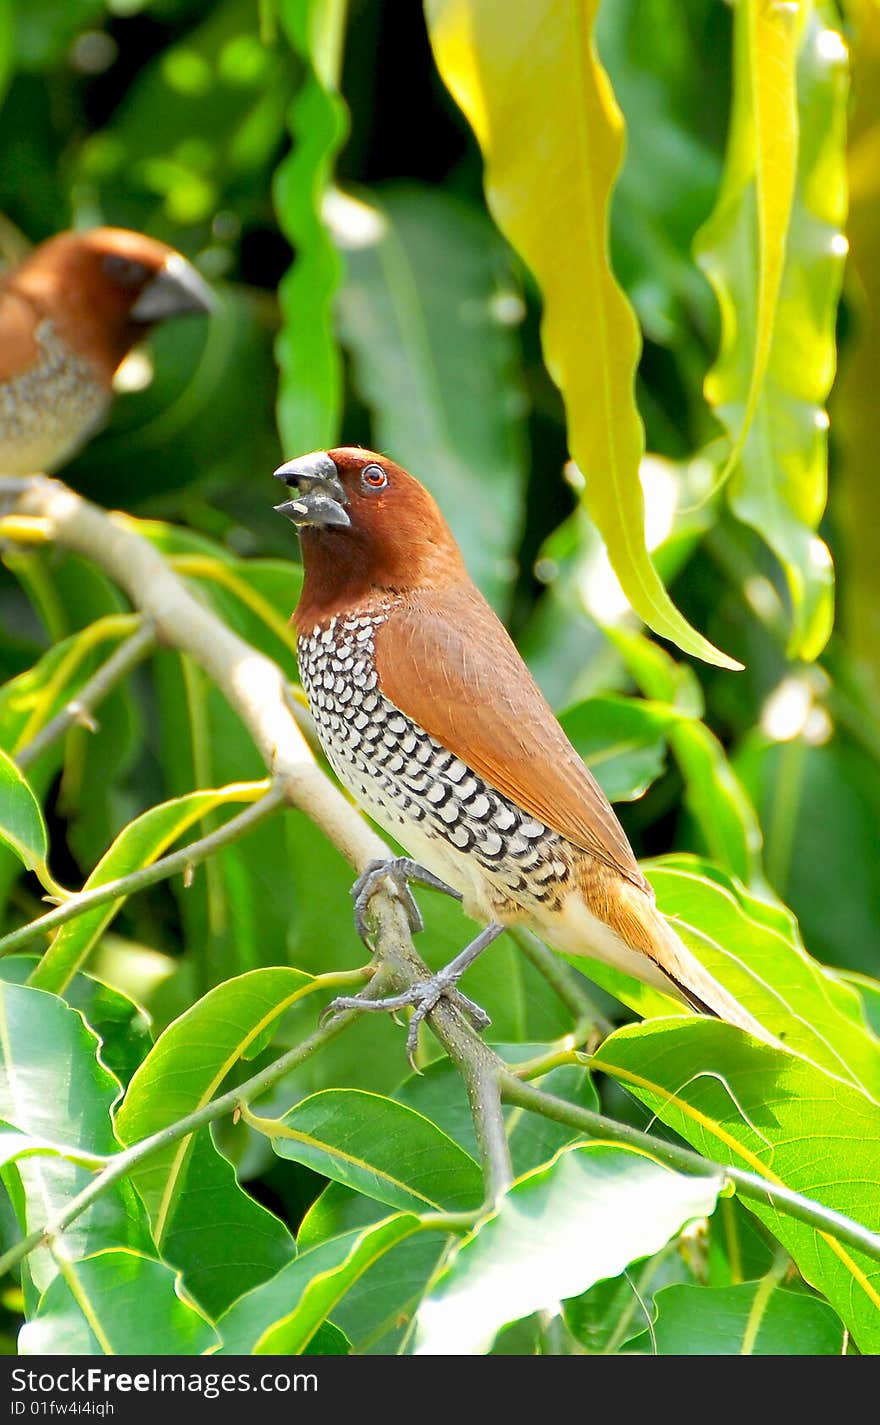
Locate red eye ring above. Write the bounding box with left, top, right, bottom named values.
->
left=361, top=464, right=388, bottom=490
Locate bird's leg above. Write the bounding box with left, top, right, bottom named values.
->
left=351, top=855, right=462, bottom=940
left=323, top=920, right=504, bottom=1071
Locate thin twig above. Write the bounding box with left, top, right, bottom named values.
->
left=17, top=620, right=158, bottom=771
left=0, top=786, right=287, bottom=958
left=501, top=1076, right=880, bottom=1264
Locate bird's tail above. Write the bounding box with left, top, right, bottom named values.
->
left=617, top=883, right=775, bottom=1045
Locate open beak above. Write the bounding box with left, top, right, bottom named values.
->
left=273, top=452, right=350, bottom=529
left=131, top=253, right=216, bottom=323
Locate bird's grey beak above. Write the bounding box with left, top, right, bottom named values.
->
left=131, top=253, right=216, bottom=323
left=273, top=452, right=350, bottom=529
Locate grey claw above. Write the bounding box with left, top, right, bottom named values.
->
left=350, top=856, right=459, bottom=944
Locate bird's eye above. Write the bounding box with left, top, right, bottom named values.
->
left=361, top=464, right=388, bottom=490
left=102, top=255, right=150, bottom=287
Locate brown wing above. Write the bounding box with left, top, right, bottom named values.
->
left=374, top=583, right=647, bottom=889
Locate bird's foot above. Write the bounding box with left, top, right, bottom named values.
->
left=322, top=920, right=503, bottom=1071
left=351, top=856, right=462, bottom=941
left=323, top=976, right=490, bottom=1071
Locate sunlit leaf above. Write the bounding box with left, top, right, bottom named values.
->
left=0, top=982, right=152, bottom=1309
left=413, top=1143, right=721, bottom=1354
left=592, top=1017, right=880, bottom=1353
left=0, top=746, right=51, bottom=887
left=255, top=1088, right=484, bottom=1214
left=697, top=5, right=848, bottom=659
left=20, top=1250, right=218, bottom=1356
left=426, top=0, right=737, bottom=667
left=627, top=1278, right=845, bottom=1355
left=217, top=1215, right=426, bottom=1354
left=115, top=968, right=310, bottom=1313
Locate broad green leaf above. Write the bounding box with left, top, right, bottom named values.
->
left=28, top=782, right=269, bottom=995
left=333, top=185, right=527, bottom=609
left=20, top=1250, right=217, bottom=1356
left=426, top=0, right=737, bottom=668
left=115, top=969, right=309, bottom=1312
left=413, top=1143, right=721, bottom=1354
left=217, top=1215, right=426, bottom=1354
left=0, top=747, right=52, bottom=891
left=592, top=1018, right=880, bottom=1352
left=296, top=1185, right=447, bottom=1354
left=0, top=954, right=151, bottom=1088
left=697, top=7, right=848, bottom=658
left=0, top=982, right=152, bottom=1305
left=644, top=856, right=880, bottom=1097
left=154, top=1123, right=296, bottom=1319
left=559, top=696, right=677, bottom=803
left=257, top=1089, right=483, bottom=1213
left=274, top=0, right=347, bottom=450
left=628, top=1279, right=844, bottom=1355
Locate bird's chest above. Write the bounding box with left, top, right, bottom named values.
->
left=297, top=613, right=572, bottom=918
left=0, top=319, right=108, bottom=474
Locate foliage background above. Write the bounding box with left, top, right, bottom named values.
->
left=0, top=0, right=879, bottom=1356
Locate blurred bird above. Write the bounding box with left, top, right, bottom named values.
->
left=274, top=446, right=768, bottom=1059
left=0, top=227, right=214, bottom=476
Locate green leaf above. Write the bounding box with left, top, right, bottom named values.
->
left=0, top=982, right=152, bottom=1306
left=609, top=628, right=763, bottom=881
left=697, top=7, right=848, bottom=659
left=257, top=1089, right=484, bottom=1213
left=0, top=954, right=151, bottom=1088
left=115, top=969, right=308, bottom=1313
left=334, top=185, right=527, bottom=609
left=274, top=0, right=347, bottom=450
left=560, top=695, right=677, bottom=803
left=592, top=1018, right=880, bottom=1352
left=413, top=1142, right=721, bottom=1354
left=20, top=1250, right=218, bottom=1356
left=28, top=782, right=268, bottom=995
left=217, top=1215, right=426, bottom=1354
left=628, top=1279, right=845, bottom=1355
left=426, top=0, right=737, bottom=667
left=0, top=746, right=52, bottom=890
left=645, top=856, right=880, bottom=1096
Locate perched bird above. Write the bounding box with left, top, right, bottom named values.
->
left=0, top=227, right=214, bottom=476
left=275, top=446, right=767, bottom=1055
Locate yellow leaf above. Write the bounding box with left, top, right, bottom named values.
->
left=425, top=0, right=739, bottom=670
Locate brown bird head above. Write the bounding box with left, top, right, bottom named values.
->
left=274, top=447, right=466, bottom=626
left=7, top=228, right=214, bottom=378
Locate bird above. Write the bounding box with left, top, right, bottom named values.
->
left=274, top=446, right=768, bottom=1058
left=0, top=227, right=214, bottom=476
